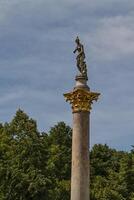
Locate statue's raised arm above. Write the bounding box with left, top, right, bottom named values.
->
left=73, top=36, right=87, bottom=78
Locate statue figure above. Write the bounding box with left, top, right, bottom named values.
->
left=73, top=36, right=87, bottom=77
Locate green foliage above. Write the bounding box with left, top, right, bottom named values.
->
left=0, top=110, right=71, bottom=200
left=90, top=144, right=134, bottom=200
left=0, top=109, right=134, bottom=200
left=0, top=110, right=50, bottom=199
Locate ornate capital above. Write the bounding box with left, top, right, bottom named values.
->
left=64, top=88, right=100, bottom=113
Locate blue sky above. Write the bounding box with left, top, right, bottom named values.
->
left=0, top=0, right=134, bottom=151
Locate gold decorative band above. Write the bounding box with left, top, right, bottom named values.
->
left=64, top=88, right=100, bottom=113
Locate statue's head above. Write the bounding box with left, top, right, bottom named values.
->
left=75, top=36, right=80, bottom=44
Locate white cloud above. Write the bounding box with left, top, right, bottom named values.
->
left=87, top=13, right=134, bottom=61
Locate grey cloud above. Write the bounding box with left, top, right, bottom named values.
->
left=0, top=0, right=134, bottom=151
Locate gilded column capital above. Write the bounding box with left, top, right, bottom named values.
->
left=64, top=88, right=100, bottom=113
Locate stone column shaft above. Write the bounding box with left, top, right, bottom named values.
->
left=71, top=112, right=89, bottom=200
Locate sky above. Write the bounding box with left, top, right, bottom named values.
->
left=0, top=0, right=134, bottom=151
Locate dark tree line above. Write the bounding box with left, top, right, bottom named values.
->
left=0, top=109, right=134, bottom=200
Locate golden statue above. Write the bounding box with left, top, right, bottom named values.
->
left=73, top=36, right=87, bottom=77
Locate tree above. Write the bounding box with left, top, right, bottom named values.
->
left=1, top=110, right=134, bottom=200
left=0, top=112, right=72, bottom=200
left=0, top=109, right=49, bottom=199
left=90, top=144, right=126, bottom=200
left=46, top=122, right=72, bottom=200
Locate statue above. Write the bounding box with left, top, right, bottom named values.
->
left=73, top=36, right=87, bottom=77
